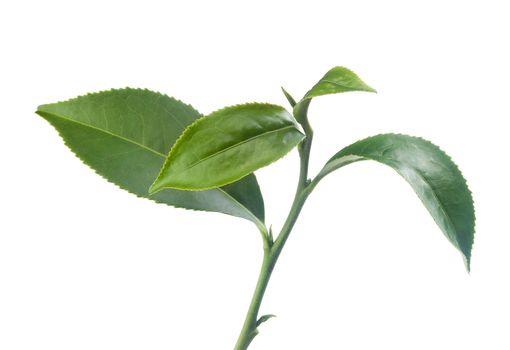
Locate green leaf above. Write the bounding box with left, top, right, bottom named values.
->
left=281, top=87, right=297, bottom=107
left=150, top=103, right=304, bottom=192
left=256, top=314, right=276, bottom=327
left=316, top=134, right=475, bottom=270
left=36, top=89, right=265, bottom=229
left=294, top=66, right=376, bottom=124
left=303, top=66, right=376, bottom=100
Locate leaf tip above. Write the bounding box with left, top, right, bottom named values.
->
left=281, top=86, right=297, bottom=107
left=367, top=86, right=378, bottom=93
left=355, top=79, right=377, bottom=94
left=463, top=253, right=471, bottom=273
left=35, top=106, right=47, bottom=117
left=256, top=314, right=276, bottom=327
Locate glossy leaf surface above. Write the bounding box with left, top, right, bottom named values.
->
left=294, top=66, right=376, bottom=124
left=150, top=103, right=304, bottom=192
left=303, top=66, right=376, bottom=99
left=36, top=89, right=265, bottom=228
left=316, top=133, right=475, bottom=270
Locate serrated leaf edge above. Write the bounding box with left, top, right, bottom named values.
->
left=150, top=102, right=304, bottom=192
left=36, top=90, right=265, bottom=228
left=37, top=87, right=194, bottom=112
left=318, top=133, right=476, bottom=270
left=303, top=66, right=377, bottom=99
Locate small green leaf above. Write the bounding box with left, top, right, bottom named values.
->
left=256, top=314, right=276, bottom=327
left=316, top=134, right=475, bottom=270
left=150, top=103, right=304, bottom=192
left=36, top=89, right=265, bottom=228
left=281, top=87, right=297, bottom=107
left=294, top=66, right=376, bottom=124
left=303, top=66, right=376, bottom=100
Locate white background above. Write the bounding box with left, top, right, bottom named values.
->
left=1, top=0, right=509, bottom=349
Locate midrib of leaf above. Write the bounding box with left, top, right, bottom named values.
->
left=325, top=153, right=463, bottom=252
left=185, top=125, right=298, bottom=170
left=319, top=79, right=355, bottom=90
left=37, top=109, right=264, bottom=227
left=304, top=78, right=375, bottom=100
left=404, top=165, right=461, bottom=245
left=37, top=110, right=166, bottom=158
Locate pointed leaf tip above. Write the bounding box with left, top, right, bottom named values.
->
left=36, top=89, right=265, bottom=226
left=317, top=134, right=475, bottom=270
left=256, top=314, right=276, bottom=327
left=281, top=87, right=297, bottom=107
left=292, top=66, right=376, bottom=125
left=464, top=253, right=472, bottom=273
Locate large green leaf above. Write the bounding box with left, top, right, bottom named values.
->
left=294, top=66, right=376, bottom=123
left=36, top=89, right=265, bottom=229
left=150, top=103, right=305, bottom=192
left=315, top=134, right=475, bottom=270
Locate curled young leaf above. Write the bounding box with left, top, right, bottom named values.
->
left=150, top=103, right=304, bottom=192
left=281, top=87, right=297, bottom=107
left=36, top=89, right=265, bottom=228
left=256, top=314, right=276, bottom=327
left=315, top=133, right=475, bottom=270
left=303, top=66, right=376, bottom=99
left=294, top=66, right=376, bottom=124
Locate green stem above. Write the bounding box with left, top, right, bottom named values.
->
left=233, top=113, right=314, bottom=350
left=232, top=245, right=273, bottom=350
